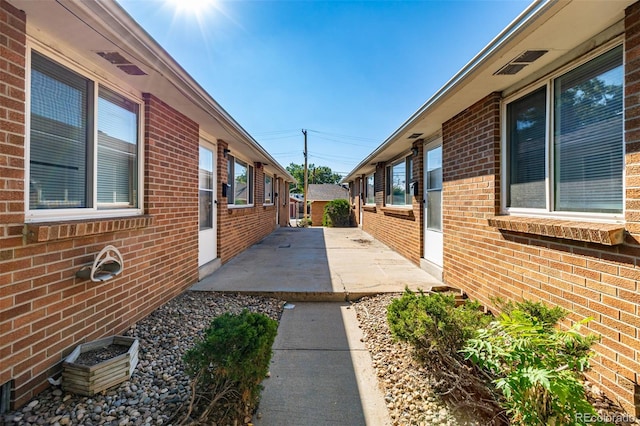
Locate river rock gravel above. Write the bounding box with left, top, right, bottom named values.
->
left=353, top=293, right=469, bottom=426
left=2, top=292, right=284, bottom=426
left=352, top=293, right=640, bottom=426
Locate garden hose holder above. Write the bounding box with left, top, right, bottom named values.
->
left=76, top=245, right=124, bottom=282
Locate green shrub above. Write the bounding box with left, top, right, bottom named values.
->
left=297, top=217, right=312, bottom=227
left=387, top=289, right=502, bottom=421
left=182, top=310, right=278, bottom=423
left=322, top=199, right=352, bottom=227
left=387, top=289, right=491, bottom=358
left=463, top=301, right=599, bottom=426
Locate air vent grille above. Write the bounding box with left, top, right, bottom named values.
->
left=96, top=52, right=147, bottom=76
left=495, top=63, right=528, bottom=76
left=513, top=50, right=548, bottom=63
left=408, top=133, right=423, bottom=139
left=494, top=50, right=548, bottom=76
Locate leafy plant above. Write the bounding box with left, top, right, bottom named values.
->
left=181, top=310, right=278, bottom=424
left=463, top=302, right=600, bottom=426
left=322, top=198, right=353, bottom=227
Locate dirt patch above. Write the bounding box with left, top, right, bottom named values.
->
left=351, top=238, right=373, bottom=245
left=74, top=344, right=130, bottom=366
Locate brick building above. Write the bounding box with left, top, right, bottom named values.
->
left=306, top=184, right=349, bottom=226
left=0, top=0, right=293, bottom=410
left=344, top=0, right=640, bottom=416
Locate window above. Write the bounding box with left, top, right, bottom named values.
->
left=264, top=174, right=273, bottom=204
left=365, top=174, right=375, bottom=204
left=199, top=146, right=214, bottom=230
left=386, top=156, right=413, bottom=206
left=426, top=146, right=442, bottom=231
left=28, top=50, right=141, bottom=218
left=227, top=156, right=253, bottom=206
left=505, top=45, right=623, bottom=216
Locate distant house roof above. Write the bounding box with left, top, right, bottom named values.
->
left=307, top=184, right=349, bottom=202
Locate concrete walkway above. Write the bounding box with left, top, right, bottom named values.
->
left=191, top=227, right=440, bottom=300
left=253, top=302, right=391, bottom=425
left=190, top=227, right=441, bottom=425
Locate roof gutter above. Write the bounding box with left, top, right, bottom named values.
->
left=342, top=0, right=557, bottom=183
left=78, top=0, right=295, bottom=181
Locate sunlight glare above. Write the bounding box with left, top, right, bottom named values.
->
left=165, top=0, right=215, bottom=17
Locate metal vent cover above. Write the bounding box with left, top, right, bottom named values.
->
left=494, top=50, right=548, bottom=76
left=96, top=51, right=147, bottom=76
left=494, top=63, right=528, bottom=76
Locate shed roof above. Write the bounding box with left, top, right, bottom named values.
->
left=306, top=184, right=349, bottom=202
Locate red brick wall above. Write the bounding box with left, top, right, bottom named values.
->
left=310, top=200, right=326, bottom=225
left=216, top=142, right=278, bottom=262
left=362, top=147, right=423, bottom=264
left=0, top=0, right=26, bottom=260
left=0, top=15, right=201, bottom=405
left=443, top=83, right=640, bottom=413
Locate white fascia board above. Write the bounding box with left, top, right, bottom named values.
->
left=71, top=0, right=294, bottom=182
left=341, top=0, right=555, bottom=183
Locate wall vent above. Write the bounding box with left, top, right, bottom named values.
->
left=494, top=50, right=548, bottom=76
left=96, top=51, right=147, bottom=76
left=0, top=380, right=11, bottom=414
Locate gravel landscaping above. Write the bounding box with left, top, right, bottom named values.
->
left=353, top=293, right=471, bottom=426
left=2, top=292, right=284, bottom=426
left=3, top=290, right=638, bottom=426
left=352, top=293, right=640, bottom=426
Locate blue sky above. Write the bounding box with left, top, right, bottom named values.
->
left=117, top=0, right=530, bottom=176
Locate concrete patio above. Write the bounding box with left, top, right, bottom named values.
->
left=191, top=226, right=441, bottom=301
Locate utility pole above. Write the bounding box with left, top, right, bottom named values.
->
left=302, top=129, right=308, bottom=221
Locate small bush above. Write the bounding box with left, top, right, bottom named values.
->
left=387, top=289, right=491, bottom=357
left=181, top=310, right=278, bottom=424
left=463, top=301, right=599, bottom=426
left=297, top=217, right=312, bottom=227
left=387, top=289, right=502, bottom=421
left=322, top=199, right=352, bottom=227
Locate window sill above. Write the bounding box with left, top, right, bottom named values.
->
left=363, top=205, right=377, bottom=213
left=381, top=206, right=414, bottom=218
left=228, top=204, right=254, bottom=209
left=487, top=215, right=625, bottom=246
left=25, top=215, right=153, bottom=244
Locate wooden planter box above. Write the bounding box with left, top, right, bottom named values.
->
left=62, top=335, right=139, bottom=396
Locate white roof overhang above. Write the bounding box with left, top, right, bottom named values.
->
left=343, top=0, right=633, bottom=182
left=12, top=0, right=294, bottom=181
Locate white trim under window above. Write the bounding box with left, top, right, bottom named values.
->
left=386, top=156, right=413, bottom=206
left=501, top=43, right=624, bottom=222
left=264, top=173, right=273, bottom=205
left=365, top=173, right=375, bottom=205
left=25, top=46, right=144, bottom=223
left=227, top=155, right=254, bottom=207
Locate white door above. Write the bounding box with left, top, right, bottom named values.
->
left=359, top=179, right=363, bottom=226
left=423, top=141, right=443, bottom=267
left=198, top=143, right=217, bottom=266
left=275, top=179, right=280, bottom=226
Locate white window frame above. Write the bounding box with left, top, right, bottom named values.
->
left=500, top=40, right=625, bottom=223
left=386, top=156, right=413, bottom=207
left=264, top=173, right=274, bottom=205
left=365, top=173, right=375, bottom=205
left=25, top=42, right=144, bottom=223
left=227, top=155, right=254, bottom=208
